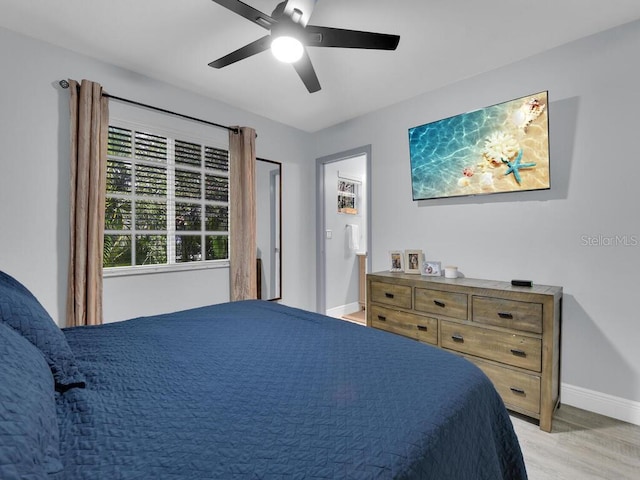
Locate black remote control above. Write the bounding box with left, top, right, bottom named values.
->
left=511, top=279, right=533, bottom=287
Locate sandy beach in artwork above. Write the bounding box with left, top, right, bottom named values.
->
left=448, top=95, right=550, bottom=197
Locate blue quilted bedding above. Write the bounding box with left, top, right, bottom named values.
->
left=54, top=300, right=527, bottom=479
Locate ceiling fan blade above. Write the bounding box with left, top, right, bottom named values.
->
left=209, top=35, right=272, bottom=68
left=210, top=0, right=276, bottom=30
left=305, top=25, right=400, bottom=50
left=292, top=49, right=321, bottom=93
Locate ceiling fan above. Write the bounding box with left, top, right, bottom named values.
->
left=208, top=0, right=400, bottom=93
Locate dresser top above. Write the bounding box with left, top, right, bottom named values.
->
left=368, top=271, right=562, bottom=298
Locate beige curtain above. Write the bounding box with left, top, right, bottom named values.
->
left=66, top=79, right=109, bottom=327
left=229, top=126, right=257, bottom=301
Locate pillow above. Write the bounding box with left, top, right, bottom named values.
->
left=0, top=322, right=63, bottom=476
left=0, top=271, right=85, bottom=390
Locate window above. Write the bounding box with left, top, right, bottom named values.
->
left=104, top=124, right=229, bottom=270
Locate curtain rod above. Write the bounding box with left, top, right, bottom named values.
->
left=59, top=79, right=238, bottom=134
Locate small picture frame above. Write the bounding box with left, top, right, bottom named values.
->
left=404, top=250, right=423, bottom=274
left=337, top=180, right=358, bottom=215
left=421, top=260, right=442, bottom=277
left=389, top=251, right=404, bottom=272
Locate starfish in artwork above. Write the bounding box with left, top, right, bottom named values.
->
left=503, top=149, right=536, bottom=185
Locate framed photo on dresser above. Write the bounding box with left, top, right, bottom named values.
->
left=421, top=261, right=442, bottom=276
left=404, top=250, right=423, bottom=274
left=389, top=251, right=404, bottom=272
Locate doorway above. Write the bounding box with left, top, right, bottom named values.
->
left=255, top=158, right=282, bottom=300
left=316, top=145, right=371, bottom=318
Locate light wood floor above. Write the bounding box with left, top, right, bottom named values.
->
left=511, top=405, right=640, bottom=479
left=341, top=310, right=366, bottom=325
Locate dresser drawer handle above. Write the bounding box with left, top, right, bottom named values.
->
left=510, top=349, right=527, bottom=357
left=377, top=315, right=387, bottom=322
left=433, top=300, right=446, bottom=308
left=510, top=387, right=526, bottom=395
left=498, top=312, right=513, bottom=319
left=416, top=325, right=428, bottom=331
left=385, top=292, right=395, bottom=299
left=451, top=334, right=464, bottom=343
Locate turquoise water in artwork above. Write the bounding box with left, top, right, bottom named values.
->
left=409, top=102, right=509, bottom=200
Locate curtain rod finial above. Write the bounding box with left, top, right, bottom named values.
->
left=59, top=79, right=69, bottom=89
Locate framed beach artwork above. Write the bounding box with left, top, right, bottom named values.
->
left=408, top=91, right=550, bottom=200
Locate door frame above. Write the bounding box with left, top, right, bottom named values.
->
left=315, top=145, right=372, bottom=314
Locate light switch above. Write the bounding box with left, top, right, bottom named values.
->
left=326, top=230, right=332, bottom=239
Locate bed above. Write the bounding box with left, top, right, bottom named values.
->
left=0, top=270, right=527, bottom=479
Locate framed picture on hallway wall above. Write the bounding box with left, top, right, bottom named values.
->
left=337, top=180, right=358, bottom=214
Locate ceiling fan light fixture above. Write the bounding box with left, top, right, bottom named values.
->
left=271, top=35, right=304, bottom=63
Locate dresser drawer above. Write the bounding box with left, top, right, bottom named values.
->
left=414, top=316, right=438, bottom=345
left=370, top=281, right=412, bottom=309
left=473, top=296, right=542, bottom=334
left=370, top=305, right=438, bottom=345
left=440, top=321, right=541, bottom=371
left=470, top=358, right=541, bottom=414
left=415, top=288, right=468, bottom=320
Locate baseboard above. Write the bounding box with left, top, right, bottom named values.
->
left=326, top=302, right=360, bottom=319
left=561, top=383, right=640, bottom=426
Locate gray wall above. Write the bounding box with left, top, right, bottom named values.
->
left=313, top=20, right=640, bottom=408
left=0, top=26, right=316, bottom=323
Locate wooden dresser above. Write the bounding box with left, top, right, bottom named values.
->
left=366, top=271, right=562, bottom=432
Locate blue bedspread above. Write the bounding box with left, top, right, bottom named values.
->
left=55, top=300, right=527, bottom=479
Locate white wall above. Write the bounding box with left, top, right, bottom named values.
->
left=313, top=20, right=640, bottom=414
left=0, top=26, right=316, bottom=323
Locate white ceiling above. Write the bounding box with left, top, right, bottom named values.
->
left=1, top=0, right=639, bottom=132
